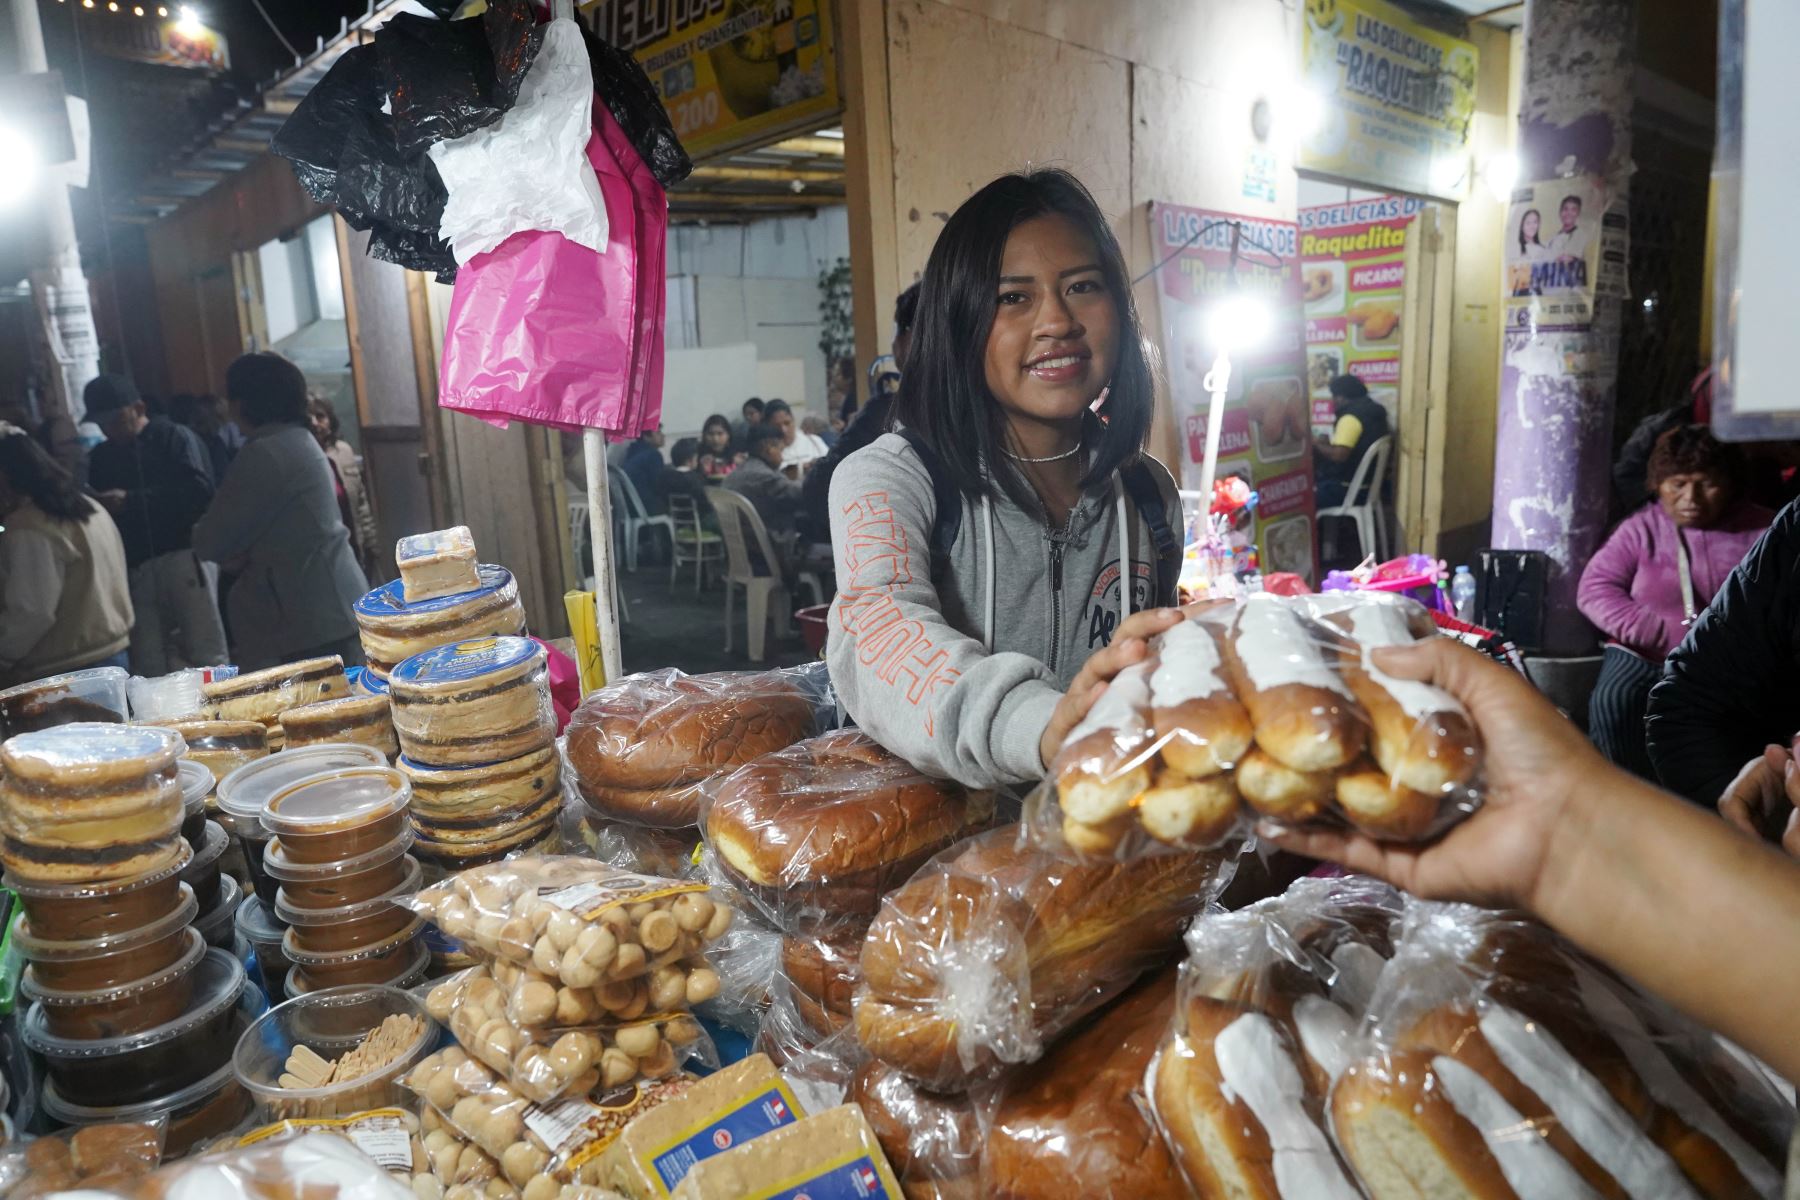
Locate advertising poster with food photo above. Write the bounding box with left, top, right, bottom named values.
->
left=1300, top=195, right=1421, bottom=432
left=1148, top=201, right=1317, bottom=582
left=1504, top=177, right=1609, bottom=333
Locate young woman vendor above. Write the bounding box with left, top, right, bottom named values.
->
left=826, top=169, right=1185, bottom=789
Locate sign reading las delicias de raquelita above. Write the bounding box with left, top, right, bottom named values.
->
left=580, top=0, right=839, bottom=160
left=1300, top=0, right=1478, bottom=200
left=1300, top=194, right=1423, bottom=432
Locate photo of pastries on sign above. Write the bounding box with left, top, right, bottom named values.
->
left=1304, top=260, right=1345, bottom=311
left=1347, top=296, right=1401, bottom=344
left=1247, top=376, right=1308, bottom=461
left=1308, top=348, right=1342, bottom=395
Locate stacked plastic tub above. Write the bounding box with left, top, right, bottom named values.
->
left=1, top=723, right=254, bottom=1155
left=173, top=758, right=239, bottom=952
left=353, top=565, right=527, bottom=684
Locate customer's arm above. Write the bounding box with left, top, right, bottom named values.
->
left=1646, top=500, right=1800, bottom=803
left=0, top=531, right=65, bottom=674
left=1575, top=513, right=1674, bottom=651
left=1268, top=638, right=1800, bottom=1084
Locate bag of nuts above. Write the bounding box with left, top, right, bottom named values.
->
left=421, top=968, right=714, bottom=1103
left=405, top=858, right=736, bottom=989
left=409, top=1048, right=694, bottom=1200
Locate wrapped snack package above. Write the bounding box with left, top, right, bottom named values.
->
left=850, top=1060, right=982, bottom=1200
left=396, top=527, right=481, bottom=605
left=234, top=1109, right=428, bottom=1193
left=405, top=857, right=734, bottom=988
left=853, top=823, right=1238, bottom=1090
left=668, top=1105, right=902, bottom=1200
left=701, top=731, right=979, bottom=933
left=422, top=967, right=711, bottom=1102
left=78, top=1131, right=417, bottom=1199
left=1331, top=901, right=1795, bottom=1200
left=1037, top=592, right=1483, bottom=857
left=564, top=669, right=822, bottom=830
left=0, top=1119, right=164, bottom=1198
left=1147, top=875, right=1402, bottom=1198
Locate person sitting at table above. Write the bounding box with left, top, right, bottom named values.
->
left=621, top=427, right=666, bottom=513
left=697, top=415, right=738, bottom=478
left=765, top=399, right=827, bottom=471
left=657, top=438, right=715, bottom=529
left=1578, top=425, right=1770, bottom=780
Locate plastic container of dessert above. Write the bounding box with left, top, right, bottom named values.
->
left=414, top=822, right=561, bottom=876
left=0, top=666, right=129, bottom=736
left=176, top=758, right=213, bottom=846
left=235, top=895, right=292, bottom=1003
left=260, top=766, right=411, bottom=865
left=216, top=745, right=385, bottom=904
left=22, top=926, right=206, bottom=1039
left=233, top=984, right=436, bottom=1120
left=127, top=668, right=206, bottom=725
left=276, top=857, right=420, bottom=955
left=263, top=828, right=416, bottom=910
left=277, top=694, right=397, bottom=757
left=14, top=884, right=198, bottom=992
left=284, top=937, right=430, bottom=1001
left=354, top=564, right=525, bottom=680
left=23, top=949, right=249, bottom=1107
left=162, top=718, right=269, bottom=789
left=6, top=838, right=193, bottom=941
left=193, top=874, right=241, bottom=951
left=282, top=926, right=425, bottom=994
left=42, top=1036, right=253, bottom=1158
left=388, top=637, right=553, bottom=768
left=178, top=820, right=228, bottom=913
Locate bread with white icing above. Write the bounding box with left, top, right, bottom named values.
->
left=1224, top=594, right=1367, bottom=773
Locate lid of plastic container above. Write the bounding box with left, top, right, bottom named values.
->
left=389, top=636, right=542, bottom=690
left=262, top=766, right=409, bottom=837
left=181, top=820, right=228, bottom=879
left=162, top=718, right=267, bottom=747
left=281, top=693, right=389, bottom=724
left=0, top=665, right=129, bottom=704
left=234, top=983, right=435, bottom=1102
left=22, top=926, right=206, bottom=1007
left=14, top=884, right=198, bottom=961
left=4, top=838, right=193, bottom=901
left=192, top=874, right=241, bottom=939
left=177, top=759, right=213, bottom=817
left=234, top=894, right=288, bottom=944
left=285, top=940, right=430, bottom=1001
left=1, top=723, right=183, bottom=784
left=355, top=563, right=514, bottom=618
left=281, top=921, right=422, bottom=968
left=215, top=744, right=385, bottom=823
left=262, top=826, right=415, bottom=884
left=358, top=670, right=390, bottom=697
left=202, top=656, right=346, bottom=700
left=41, top=1029, right=245, bottom=1125
left=22, top=949, right=246, bottom=1058
left=275, top=857, right=421, bottom=927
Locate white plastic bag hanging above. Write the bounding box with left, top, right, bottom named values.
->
left=428, top=17, right=606, bottom=264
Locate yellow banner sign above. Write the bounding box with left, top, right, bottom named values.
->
left=579, top=0, right=840, bottom=160
left=1299, top=0, right=1477, bottom=199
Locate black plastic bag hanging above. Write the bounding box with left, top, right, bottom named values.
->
left=577, top=22, right=692, bottom=188
left=376, top=0, right=542, bottom=157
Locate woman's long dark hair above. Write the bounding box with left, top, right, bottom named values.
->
left=894, top=168, right=1155, bottom=508
left=1517, top=208, right=1541, bottom=255
left=0, top=429, right=93, bottom=521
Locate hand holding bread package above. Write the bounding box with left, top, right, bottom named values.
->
left=1037, top=591, right=1482, bottom=858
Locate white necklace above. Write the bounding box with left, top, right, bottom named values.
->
left=1002, top=442, right=1083, bottom=464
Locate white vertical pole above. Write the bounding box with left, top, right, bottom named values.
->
left=1197, top=352, right=1233, bottom=507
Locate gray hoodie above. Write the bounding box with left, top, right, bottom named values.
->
left=826, top=432, right=1180, bottom=788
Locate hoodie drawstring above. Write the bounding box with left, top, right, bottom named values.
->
left=1114, top=480, right=1132, bottom=630
left=971, top=481, right=1132, bottom=656
left=981, top=493, right=996, bottom=652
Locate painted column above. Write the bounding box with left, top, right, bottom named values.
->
left=1490, top=0, right=1635, bottom=653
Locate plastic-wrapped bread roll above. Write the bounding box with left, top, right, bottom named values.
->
left=1149, top=616, right=1254, bottom=777
left=1050, top=660, right=1155, bottom=839
left=1224, top=594, right=1366, bottom=775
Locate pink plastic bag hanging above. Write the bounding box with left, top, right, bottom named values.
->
left=599, top=99, right=667, bottom=437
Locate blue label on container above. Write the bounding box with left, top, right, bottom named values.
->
left=760, top=1156, right=893, bottom=1200
left=389, top=635, right=539, bottom=685
left=355, top=563, right=512, bottom=617
left=648, top=1084, right=801, bottom=1192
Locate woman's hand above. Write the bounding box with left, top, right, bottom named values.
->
left=1037, top=607, right=1184, bottom=771
left=1263, top=638, right=1617, bottom=910
left=1718, top=743, right=1800, bottom=858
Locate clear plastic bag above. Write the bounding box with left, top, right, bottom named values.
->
left=405, top=856, right=734, bottom=988
left=780, top=922, right=867, bottom=1040
left=693, top=916, right=784, bottom=1038
left=106, top=1131, right=415, bottom=1200
left=1035, top=592, right=1483, bottom=858
left=700, top=730, right=981, bottom=934
left=854, top=822, right=1238, bottom=1090
left=233, top=1108, right=426, bottom=1192
left=567, top=812, right=702, bottom=881
left=1147, top=875, right=1402, bottom=1198
left=1332, top=901, right=1796, bottom=1200
left=0, top=1118, right=164, bottom=1198
left=849, top=1060, right=983, bottom=1200
left=564, top=668, right=826, bottom=830
left=754, top=979, right=867, bottom=1115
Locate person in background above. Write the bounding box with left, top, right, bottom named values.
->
left=697, top=414, right=738, bottom=478
left=730, top=397, right=765, bottom=450
left=829, top=356, right=859, bottom=426
left=621, top=427, right=666, bottom=514
left=1577, top=426, right=1770, bottom=780
left=1312, top=374, right=1390, bottom=510
left=306, top=396, right=382, bottom=580
left=0, top=425, right=133, bottom=686
left=724, top=423, right=803, bottom=545
left=82, top=372, right=227, bottom=675
left=800, top=283, right=922, bottom=546
left=765, top=399, right=825, bottom=471
left=803, top=414, right=838, bottom=451
left=194, top=352, right=369, bottom=670
left=169, top=393, right=244, bottom=484
left=1612, top=366, right=1800, bottom=516
left=657, top=437, right=715, bottom=529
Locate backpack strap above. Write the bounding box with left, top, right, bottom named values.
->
left=899, top=429, right=963, bottom=581
left=1120, top=459, right=1182, bottom=608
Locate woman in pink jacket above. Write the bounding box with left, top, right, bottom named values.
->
left=1578, top=425, right=1772, bottom=779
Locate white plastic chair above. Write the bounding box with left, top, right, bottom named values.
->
left=615, top=471, right=675, bottom=572
left=667, top=491, right=724, bottom=594
left=567, top=497, right=629, bottom=626
left=707, top=489, right=792, bottom=663
left=1316, top=434, right=1393, bottom=561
